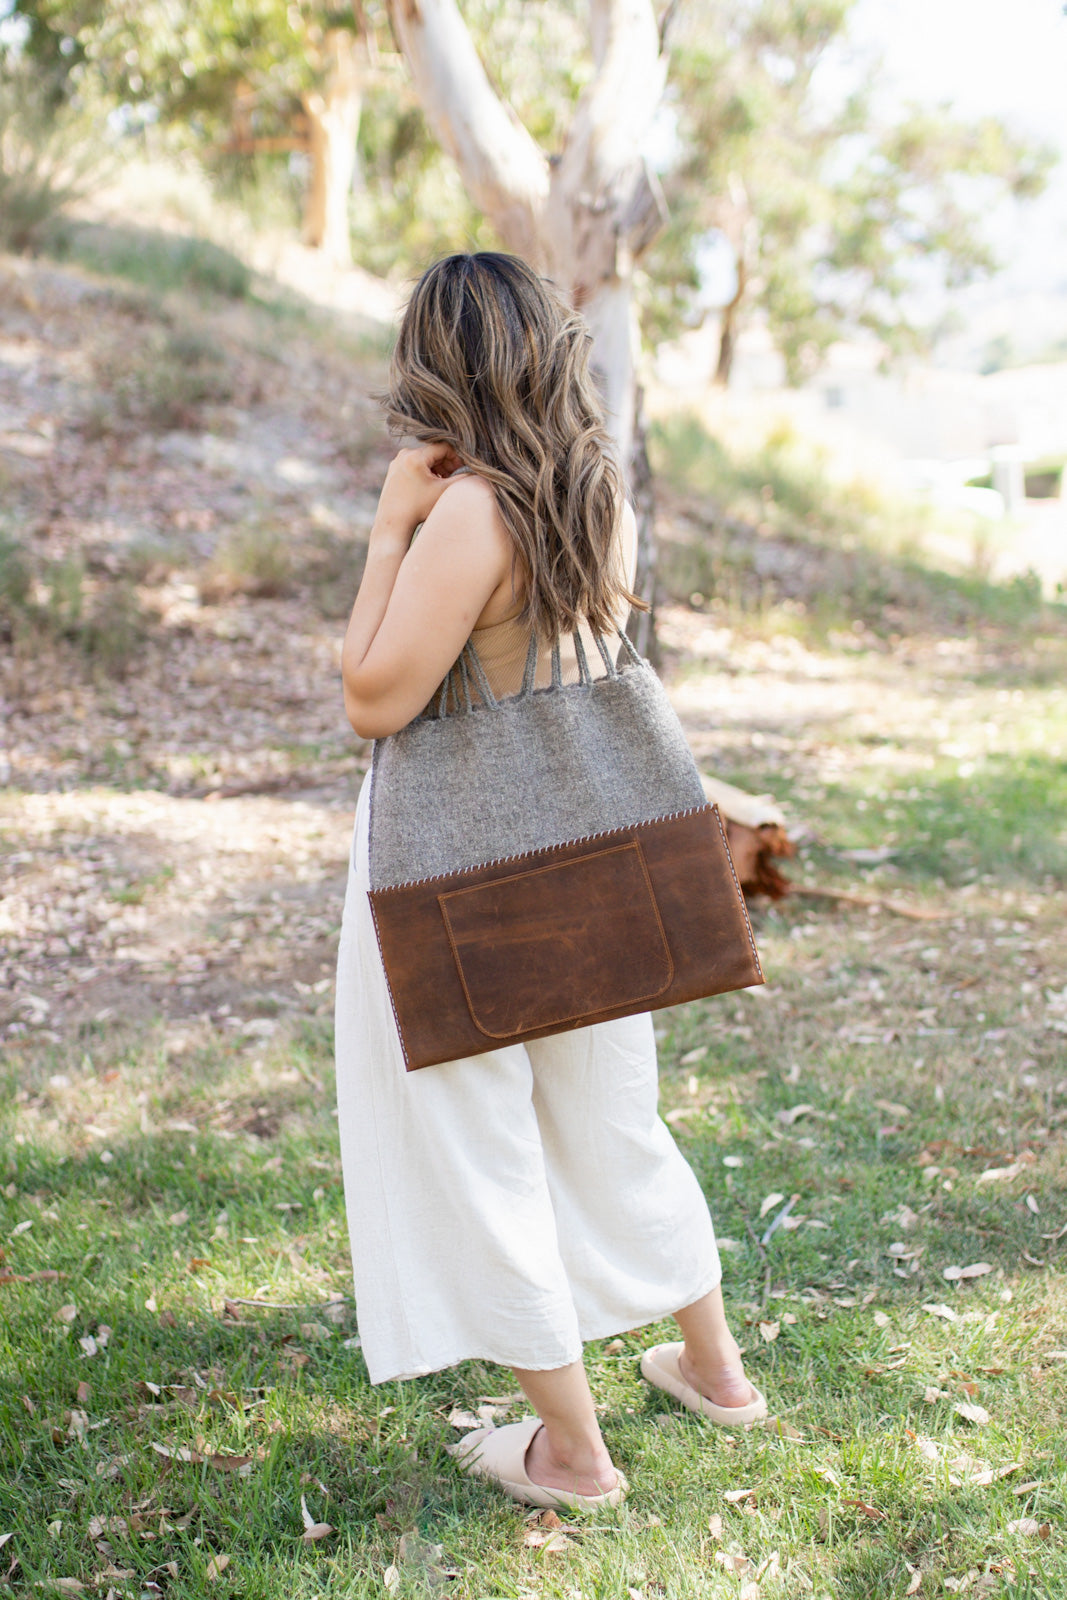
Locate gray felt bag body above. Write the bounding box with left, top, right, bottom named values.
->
left=367, top=628, right=764, bottom=1069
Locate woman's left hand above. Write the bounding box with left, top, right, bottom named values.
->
left=374, top=442, right=465, bottom=537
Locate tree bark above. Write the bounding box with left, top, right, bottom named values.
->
left=714, top=274, right=744, bottom=387
left=383, top=0, right=550, bottom=263
left=302, top=30, right=363, bottom=268
left=627, top=381, right=658, bottom=660
left=711, top=175, right=756, bottom=388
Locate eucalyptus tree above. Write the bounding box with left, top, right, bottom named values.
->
left=5, top=0, right=369, bottom=265
left=643, top=0, right=1053, bottom=384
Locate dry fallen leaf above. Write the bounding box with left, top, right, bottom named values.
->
left=905, top=1564, right=922, bottom=1595
left=842, top=1498, right=886, bottom=1520
left=874, top=1099, right=911, bottom=1119
left=759, top=1192, right=786, bottom=1218
left=954, top=1402, right=991, bottom=1426
left=708, top=1512, right=724, bottom=1540
left=300, top=1493, right=334, bottom=1542
left=923, top=1303, right=959, bottom=1322
left=723, top=1487, right=756, bottom=1504
left=873, top=1310, right=891, bottom=1328
left=524, top=1528, right=572, bottom=1553
left=55, top=1303, right=78, bottom=1325
left=150, top=1440, right=263, bottom=1471
left=205, top=1554, right=230, bottom=1580
left=943, top=1262, right=994, bottom=1281
left=446, top=1407, right=481, bottom=1430
left=759, top=1320, right=780, bottom=1343
left=777, top=1103, right=817, bottom=1126
left=88, top=1515, right=128, bottom=1539
left=762, top=1414, right=804, bottom=1440
left=714, top=1551, right=753, bottom=1574
left=739, top=1583, right=761, bottom=1600
left=383, top=1565, right=400, bottom=1592
left=814, top=1466, right=841, bottom=1488
left=1007, top=1517, right=1052, bottom=1538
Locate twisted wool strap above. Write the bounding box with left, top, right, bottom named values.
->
left=432, top=624, right=642, bottom=720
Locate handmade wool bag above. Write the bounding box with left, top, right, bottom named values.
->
left=367, top=626, right=764, bottom=1070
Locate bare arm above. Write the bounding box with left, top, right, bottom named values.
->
left=341, top=446, right=513, bottom=739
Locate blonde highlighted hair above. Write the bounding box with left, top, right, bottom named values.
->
left=380, top=251, right=640, bottom=639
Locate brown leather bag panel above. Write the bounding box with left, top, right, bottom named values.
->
left=438, top=841, right=673, bottom=1040
left=368, top=804, right=763, bottom=1071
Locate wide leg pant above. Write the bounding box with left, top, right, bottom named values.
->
left=334, top=775, right=723, bottom=1384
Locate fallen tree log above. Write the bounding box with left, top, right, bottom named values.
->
left=701, top=774, right=949, bottom=920
left=700, top=773, right=795, bottom=900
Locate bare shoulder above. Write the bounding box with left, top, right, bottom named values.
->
left=438, top=469, right=503, bottom=512
left=424, top=471, right=508, bottom=543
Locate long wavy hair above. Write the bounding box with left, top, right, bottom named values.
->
left=380, top=251, right=640, bottom=639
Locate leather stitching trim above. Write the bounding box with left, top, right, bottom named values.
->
left=367, top=891, right=413, bottom=1070
left=711, top=804, right=763, bottom=979
left=370, top=803, right=716, bottom=894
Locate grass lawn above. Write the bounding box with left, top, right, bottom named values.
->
left=3, top=624, right=1066, bottom=1599
left=2, top=247, right=1066, bottom=1598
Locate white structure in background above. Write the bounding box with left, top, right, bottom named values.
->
left=650, top=325, right=1067, bottom=591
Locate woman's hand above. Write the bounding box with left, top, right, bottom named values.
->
left=373, top=442, right=465, bottom=542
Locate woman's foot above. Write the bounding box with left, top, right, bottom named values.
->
left=677, top=1336, right=759, bottom=1412
left=672, top=1287, right=762, bottom=1412
left=523, top=1421, right=619, bottom=1498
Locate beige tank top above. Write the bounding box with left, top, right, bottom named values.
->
left=470, top=501, right=639, bottom=701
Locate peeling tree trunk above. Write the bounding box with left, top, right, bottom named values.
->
left=384, top=0, right=669, bottom=637
left=714, top=276, right=744, bottom=386
left=302, top=30, right=363, bottom=268
left=711, top=175, right=756, bottom=388
left=627, top=382, right=658, bottom=659
left=575, top=269, right=659, bottom=637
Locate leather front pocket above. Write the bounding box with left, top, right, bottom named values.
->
left=437, top=839, right=674, bottom=1040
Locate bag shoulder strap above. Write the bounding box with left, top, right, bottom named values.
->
left=428, top=621, right=642, bottom=720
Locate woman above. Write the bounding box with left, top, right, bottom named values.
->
left=335, top=251, right=764, bottom=1512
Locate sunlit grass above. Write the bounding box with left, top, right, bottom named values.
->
left=3, top=833, right=1066, bottom=1597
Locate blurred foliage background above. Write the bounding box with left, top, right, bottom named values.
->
left=0, top=0, right=1054, bottom=381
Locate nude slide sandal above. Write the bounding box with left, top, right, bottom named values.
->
left=446, top=1415, right=629, bottom=1510
left=639, top=1341, right=768, bottom=1425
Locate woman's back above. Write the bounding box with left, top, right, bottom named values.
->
left=467, top=488, right=638, bottom=702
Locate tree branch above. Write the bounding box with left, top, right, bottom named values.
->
left=383, top=0, right=550, bottom=261
left=569, top=0, right=666, bottom=188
